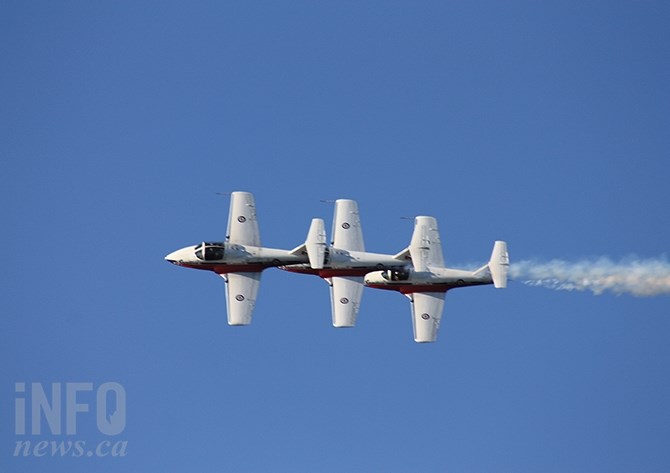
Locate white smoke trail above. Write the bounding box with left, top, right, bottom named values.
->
left=509, top=257, right=670, bottom=297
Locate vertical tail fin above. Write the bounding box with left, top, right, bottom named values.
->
left=305, top=218, right=327, bottom=269
left=489, top=241, right=509, bottom=288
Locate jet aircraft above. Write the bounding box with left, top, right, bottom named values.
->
left=364, top=216, right=509, bottom=343
left=280, top=199, right=410, bottom=327
left=165, top=191, right=315, bottom=325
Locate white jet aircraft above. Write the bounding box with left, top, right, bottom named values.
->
left=165, top=191, right=315, bottom=326
left=364, top=216, right=509, bottom=343
left=280, top=199, right=410, bottom=327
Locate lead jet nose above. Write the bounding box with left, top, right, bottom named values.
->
left=164, top=250, right=181, bottom=265
left=165, top=246, right=197, bottom=265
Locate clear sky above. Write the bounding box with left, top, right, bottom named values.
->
left=2, top=1, right=669, bottom=471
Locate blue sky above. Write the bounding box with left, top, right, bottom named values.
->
left=2, top=1, right=669, bottom=471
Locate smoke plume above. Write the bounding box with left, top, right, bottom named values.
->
left=510, top=257, right=670, bottom=297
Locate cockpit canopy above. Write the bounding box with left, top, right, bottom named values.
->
left=381, top=269, right=410, bottom=281
left=195, top=242, right=225, bottom=261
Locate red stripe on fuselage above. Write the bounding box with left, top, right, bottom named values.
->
left=175, top=262, right=266, bottom=274
left=279, top=267, right=379, bottom=278
left=365, top=281, right=489, bottom=294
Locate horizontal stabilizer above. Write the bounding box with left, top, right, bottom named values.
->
left=393, top=247, right=411, bottom=261
left=489, top=240, right=509, bottom=288
left=289, top=243, right=306, bottom=256
left=306, top=218, right=327, bottom=269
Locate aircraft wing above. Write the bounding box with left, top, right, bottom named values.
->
left=328, top=276, right=364, bottom=327
left=332, top=199, right=365, bottom=251
left=226, top=191, right=261, bottom=246
left=410, top=292, right=445, bottom=342
left=409, top=216, right=444, bottom=271
left=222, top=272, right=262, bottom=325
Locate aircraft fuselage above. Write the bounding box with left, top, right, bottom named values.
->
left=165, top=242, right=307, bottom=274
left=364, top=267, right=493, bottom=294
left=280, top=249, right=407, bottom=278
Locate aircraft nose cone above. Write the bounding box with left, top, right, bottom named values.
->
left=364, top=271, right=384, bottom=285
left=164, top=250, right=181, bottom=264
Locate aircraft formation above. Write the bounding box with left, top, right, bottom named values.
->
left=165, top=191, right=509, bottom=343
